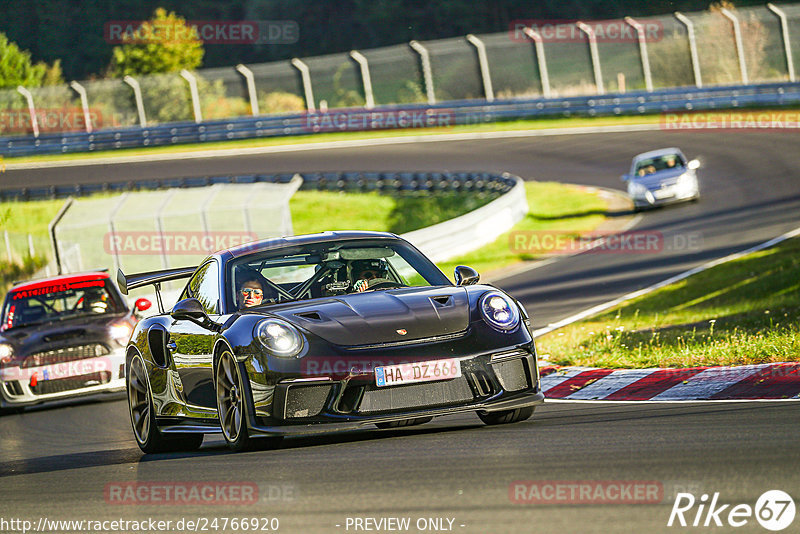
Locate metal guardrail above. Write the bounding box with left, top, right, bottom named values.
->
left=0, top=170, right=518, bottom=203
left=3, top=82, right=800, bottom=158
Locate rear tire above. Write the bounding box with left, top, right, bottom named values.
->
left=128, top=353, right=203, bottom=453
left=478, top=406, right=534, bottom=426
left=375, top=417, right=433, bottom=429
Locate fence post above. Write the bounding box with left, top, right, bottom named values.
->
left=674, top=12, right=703, bottom=88
left=155, top=190, right=176, bottom=270
left=28, top=234, right=35, bottom=258
left=108, top=193, right=129, bottom=274
left=235, top=64, right=260, bottom=116
left=720, top=8, right=749, bottom=84
left=291, top=58, right=316, bottom=112
left=767, top=3, right=795, bottom=82
left=523, top=27, right=551, bottom=99
left=466, top=34, right=494, bottom=102
left=576, top=22, right=605, bottom=95
left=123, top=76, right=147, bottom=127
left=409, top=40, right=436, bottom=104
left=349, top=50, right=376, bottom=109
left=16, top=86, right=39, bottom=138
left=48, top=197, right=74, bottom=275
left=69, top=81, right=93, bottom=133
left=180, top=70, right=203, bottom=123
left=624, top=17, right=654, bottom=92
left=4, top=230, right=11, bottom=263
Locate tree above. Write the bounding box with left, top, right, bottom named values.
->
left=108, top=8, right=204, bottom=77
left=0, top=32, right=48, bottom=89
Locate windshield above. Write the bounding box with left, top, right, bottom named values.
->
left=226, top=239, right=450, bottom=311
left=634, top=154, right=685, bottom=176
left=1, top=278, right=124, bottom=331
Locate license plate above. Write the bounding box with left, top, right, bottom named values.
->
left=375, top=358, right=461, bottom=387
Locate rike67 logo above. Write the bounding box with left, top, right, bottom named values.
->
left=668, top=490, right=795, bottom=531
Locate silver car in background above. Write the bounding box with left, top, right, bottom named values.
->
left=622, top=148, right=700, bottom=210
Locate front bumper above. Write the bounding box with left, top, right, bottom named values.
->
left=0, top=350, right=126, bottom=408
left=632, top=185, right=699, bottom=209
left=243, top=348, right=543, bottom=436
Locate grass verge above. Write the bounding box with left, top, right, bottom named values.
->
left=0, top=182, right=610, bottom=298
left=537, top=236, right=800, bottom=368
left=3, top=114, right=660, bottom=165
left=7, top=107, right=800, bottom=166
left=436, top=182, right=608, bottom=278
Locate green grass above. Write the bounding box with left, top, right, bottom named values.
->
left=437, top=182, right=608, bottom=278
left=538, top=236, right=800, bottom=368
left=290, top=190, right=498, bottom=235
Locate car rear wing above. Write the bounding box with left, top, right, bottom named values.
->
left=117, top=266, right=195, bottom=313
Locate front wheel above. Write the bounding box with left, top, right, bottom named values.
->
left=478, top=406, right=534, bottom=426
left=216, top=350, right=276, bottom=452
left=128, top=353, right=203, bottom=453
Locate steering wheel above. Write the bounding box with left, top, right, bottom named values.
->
left=367, top=280, right=403, bottom=290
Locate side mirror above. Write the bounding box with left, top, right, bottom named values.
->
left=621, top=174, right=630, bottom=182
left=171, top=298, right=208, bottom=322
left=135, top=298, right=152, bottom=312
left=454, top=265, right=480, bottom=286
left=687, top=159, right=700, bottom=170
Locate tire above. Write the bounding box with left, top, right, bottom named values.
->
left=215, top=349, right=259, bottom=452
left=375, top=417, right=433, bottom=429
left=128, top=353, right=203, bottom=453
left=477, top=406, right=535, bottom=426
left=0, top=407, right=24, bottom=416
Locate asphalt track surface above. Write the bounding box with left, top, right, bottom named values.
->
left=2, top=130, right=800, bottom=533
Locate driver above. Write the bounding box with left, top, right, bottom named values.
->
left=237, top=275, right=264, bottom=308
left=81, top=287, right=108, bottom=313
left=351, top=259, right=390, bottom=293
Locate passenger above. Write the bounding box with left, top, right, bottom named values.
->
left=664, top=155, right=682, bottom=169
left=237, top=276, right=264, bottom=308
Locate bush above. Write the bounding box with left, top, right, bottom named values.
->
left=1, top=256, right=47, bottom=301
left=259, top=91, right=306, bottom=114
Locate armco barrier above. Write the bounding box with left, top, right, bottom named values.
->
left=3, top=82, right=800, bottom=158
left=0, top=170, right=517, bottom=202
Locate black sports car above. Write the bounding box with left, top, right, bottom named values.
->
left=0, top=271, right=151, bottom=411
left=118, top=231, right=544, bottom=452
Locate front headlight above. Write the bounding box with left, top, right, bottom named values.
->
left=480, top=291, right=520, bottom=332
left=256, top=319, right=304, bottom=358
left=109, top=323, right=133, bottom=346
left=0, top=343, right=14, bottom=366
